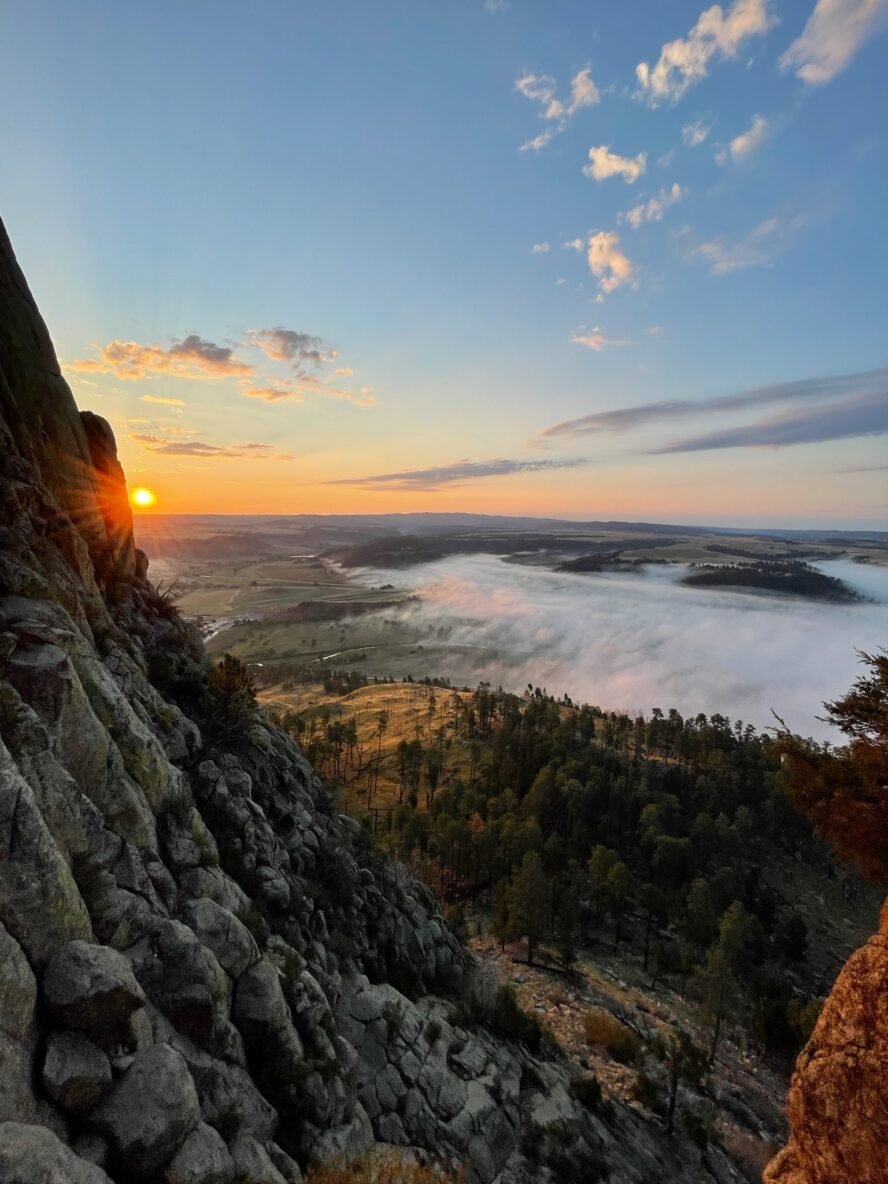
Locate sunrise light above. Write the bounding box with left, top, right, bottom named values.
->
left=131, top=486, right=156, bottom=508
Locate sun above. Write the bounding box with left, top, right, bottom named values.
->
left=131, top=487, right=156, bottom=508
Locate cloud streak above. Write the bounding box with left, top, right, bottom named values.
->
left=131, top=433, right=294, bottom=460
left=684, top=213, right=802, bottom=274
left=650, top=389, right=888, bottom=453
left=636, top=0, right=774, bottom=104
left=537, top=366, right=888, bottom=441
left=780, top=0, right=888, bottom=84
left=570, top=327, right=631, bottom=351
left=329, top=456, right=585, bottom=491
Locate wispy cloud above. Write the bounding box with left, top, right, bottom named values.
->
left=516, top=67, right=600, bottom=151
left=531, top=241, right=551, bottom=254
left=621, top=183, right=685, bottom=228
left=685, top=214, right=794, bottom=274
left=717, top=113, right=769, bottom=163
left=583, top=145, right=647, bottom=183
left=682, top=119, right=714, bottom=146
left=141, top=394, right=186, bottom=406
left=636, top=0, right=775, bottom=105
left=247, top=327, right=336, bottom=371
left=241, top=373, right=374, bottom=407
left=650, top=389, right=888, bottom=453
left=484, top=0, right=508, bottom=12
left=780, top=0, right=888, bottom=84
left=69, top=336, right=254, bottom=380
left=571, top=327, right=631, bottom=351
left=329, top=456, right=585, bottom=490
left=131, top=433, right=294, bottom=460
left=537, top=366, right=888, bottom=441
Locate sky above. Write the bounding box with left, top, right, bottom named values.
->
left=1, top=0, right=886, bottom=526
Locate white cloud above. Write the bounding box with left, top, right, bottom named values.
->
left=780, top=0, right=888, bottom=84
left=567, top=67, right=601, bottom=115
left=531, top=241, right=551, bottom=254
left=484, top=0, right=508, bottom=11
left=583, top=145, right=647, bottom=183
left=719, top=113, right=769, bottom=162
left=586, top=231, right=635, bottom=293
left=515, top=72, right=564, bottom=120
left=515, top=67, right=600, bottom=150
left=570, top=327, right=631, bottom=351
left=621, top=182, right=685, bottom=228
left=520, top=128, right=559, bottom=153
left=636, top=0, right=775, bottom=104
left=682, top=119, right=713, bottom=146
left=658, top=148, right=677, bottom=168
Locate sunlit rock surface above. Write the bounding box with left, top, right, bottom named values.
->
left=765, top=898, right=888, bottom=1184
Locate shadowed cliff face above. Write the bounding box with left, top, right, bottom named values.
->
left=765, top=899, right=888, bottom=1184
left=0, top=216, right=750, bottom=1184
left=0, top=220, right=135, bottom=590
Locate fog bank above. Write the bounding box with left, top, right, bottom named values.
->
left=366, top=555, right=888, bottom=741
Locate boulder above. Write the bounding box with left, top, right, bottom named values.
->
left=0, top=921, right=37, bottom=1041
left=42, top=940, right=145, bottom=1030
left=42, top=1030, right=112, bottom=1114
left=162, top=1121, right=235, bottom=1184
left=92, top=1043, right=200, bottom=1177
left=229, top=1134, right=291, bottom=1184
left=180, top=897, right=259, bottom=978
left=0, top=1122, right=113, bottom=1183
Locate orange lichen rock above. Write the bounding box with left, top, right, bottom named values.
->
left=765, top=898, right=888, bottom=1184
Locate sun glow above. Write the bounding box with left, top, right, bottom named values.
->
left=131, top=486, right=156, bottom=508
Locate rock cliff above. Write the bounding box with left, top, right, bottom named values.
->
left=764, top=898, right=888, bottom=1184
left=0, top=217, right=742, bottom=1184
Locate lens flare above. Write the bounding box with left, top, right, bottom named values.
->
left=132, top=487, right=156, bottom=508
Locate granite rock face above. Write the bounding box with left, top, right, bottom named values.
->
left=0, top=216, right=740, bottom=1183
left=764, top=899, right=888, bottom=1184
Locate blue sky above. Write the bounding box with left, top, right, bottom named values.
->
left=1, top=0, right=886, bottom=525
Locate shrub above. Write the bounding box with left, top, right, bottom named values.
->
left=304, top=1152, right=463, bottom=1183
left=582, top=1008, right=642, bottom=1064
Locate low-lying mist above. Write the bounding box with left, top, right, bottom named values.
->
left=364, top=555, right=888, bottom=741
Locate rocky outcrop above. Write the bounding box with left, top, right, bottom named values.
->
left=0, top=216, right=741, bottom=1183
left=765, top=898, right=888, bottom=1184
